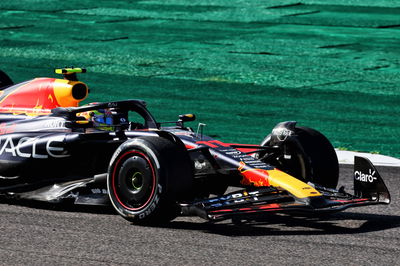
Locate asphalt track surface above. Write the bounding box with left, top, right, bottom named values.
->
left=0, top=1, right=399, bottom=265
left=0, top=165, right=398, bottom=265
left=1, top=0, right=400, bottom=157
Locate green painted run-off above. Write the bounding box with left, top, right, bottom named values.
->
left=0, top=0, right=399, bottom=157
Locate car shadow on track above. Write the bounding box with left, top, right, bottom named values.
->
left=0, top=198, right=116, bottom=215
left=3, top=199, right=400, bottom=236
left=164, top=212, right=400, bottom=236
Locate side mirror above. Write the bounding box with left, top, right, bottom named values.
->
left=179, top=114, right=196, bottom=122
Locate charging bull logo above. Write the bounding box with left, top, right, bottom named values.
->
left=0, top=78, right=88, bottom=116
left=0, top=79, right=58, bottom=112
left=238, top=161, right=270, bottom=187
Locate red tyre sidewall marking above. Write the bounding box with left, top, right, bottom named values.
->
left=111, top=150, right=157, bottom=211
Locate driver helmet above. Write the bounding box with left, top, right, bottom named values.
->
left=90, top=109, right=114, bottom=131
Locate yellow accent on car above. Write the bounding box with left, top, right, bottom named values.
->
left=76, top=120, right=89, bottom=124
left=53, top=79, right=88, bottom=107
left=267, top=169, right=322, bottom=198
left=55, top=68, right=86, bottom=74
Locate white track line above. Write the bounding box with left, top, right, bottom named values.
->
left=336, top=149, right=400, bottom=167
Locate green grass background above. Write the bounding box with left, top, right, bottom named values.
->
left=0, top=0, right=399, bottom=157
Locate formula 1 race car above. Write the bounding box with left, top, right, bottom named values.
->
left=0, top=68, right=390, bottom=224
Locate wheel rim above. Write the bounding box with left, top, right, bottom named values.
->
left=111, top=151, right=157, bottom=211
left=130, top=171, right=143, bottom=191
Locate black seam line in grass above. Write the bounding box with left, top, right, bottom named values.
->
left=200, top=42, right=234, bottom=46
left=52, top=7, right=97, bottom=13
left=100, top=37, right=129, bottom=42
left=319, top=43, right=358, bottom=49
left=0, top=7, right=93, bottom=13
left=267, top=3, right=303, bottom=9
left=248, top=21, right=400, bottom=30
left=71, top=37, right=129, bottom=42
left=363, top=65, right=390, bottom=71
left=377, top=24, right=400, bottom=29
left=228, top=51, right=275, bottom=55
left=282, top=10, right=321, bottom=17
left=0, top=25, right=34, bottom=30
left=96, top=18, right=149, bottom=24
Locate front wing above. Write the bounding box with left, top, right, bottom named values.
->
left=181, top=156, right=390, bottom=221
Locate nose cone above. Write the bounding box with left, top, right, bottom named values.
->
left=240, top=169, right=270, bottom=187
left=238, top=162, right=321, bottom=199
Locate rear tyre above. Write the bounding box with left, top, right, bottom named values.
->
left=0, top=70, right=13, bottom=88
left=260, top=126, right=339, bottom=188
left=107, top=136, right=193, bottom=225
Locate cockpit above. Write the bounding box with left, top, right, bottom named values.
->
left=51, top=100, right=159, bottom=132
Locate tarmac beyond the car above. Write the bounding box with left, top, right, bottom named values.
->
left=0, top=68, right=390, bottom=225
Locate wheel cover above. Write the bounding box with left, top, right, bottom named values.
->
left=111, top=150, right=157, bottom=211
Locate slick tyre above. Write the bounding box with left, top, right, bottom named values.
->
left=0, top=70, right=13, bottom=88
left=107, top=136, right=193, bottom=225
left=289, top=127, right=339, bottom=188
left=261, top=127, right=339, bottom=188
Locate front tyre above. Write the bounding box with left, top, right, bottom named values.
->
left=259, top=126, right=339, bottom=188
left=107, top=136, right=193, bottom=225
left=292, top=126, right=339, bottom=188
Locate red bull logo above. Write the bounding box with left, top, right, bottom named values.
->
left=238, top=161, right=270, bottom=187
left=239, top=162, right=323, bottom=198
left=0, top=78, right=88, bottom=116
